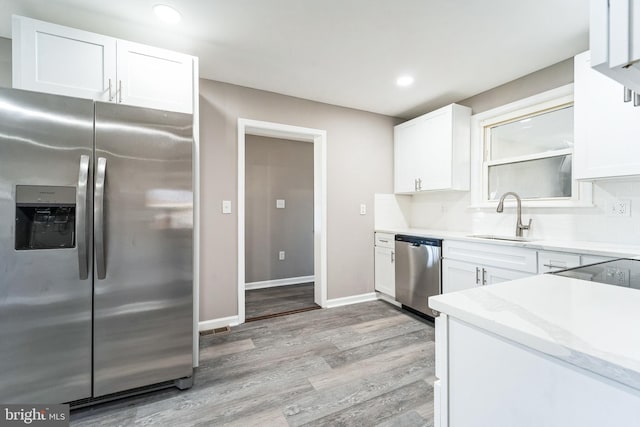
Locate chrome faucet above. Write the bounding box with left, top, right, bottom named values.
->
left=496, top=192, right=532, bottom=237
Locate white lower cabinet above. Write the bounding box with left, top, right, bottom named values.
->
left=538, top=250, right=581, bottom=273
left=374, top=233, right=395, bottom=297
left=442, top=240, right=537, bottom=294
left=442, top=259, right=478, bottom=293
left=483, top=265, right=531, bottom=285
left=374, top=246, right=395, bottom=297
left=443, top=258, right=530, bottom=293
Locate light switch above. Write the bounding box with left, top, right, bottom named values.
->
left=360, top=204, right=367, bottom=215
left=276, top=199, right=285, bottom=209
left=279, top=251, right=285, bottom=260
left=222, top=200, right=232, bottom=214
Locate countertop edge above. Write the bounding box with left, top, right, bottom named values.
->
left=375, top=228, right=640, bottom=258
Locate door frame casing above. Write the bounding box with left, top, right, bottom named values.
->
left=237, top=118, right=327, bottom=324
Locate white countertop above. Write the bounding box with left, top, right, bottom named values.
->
left=429, top=274, right=640, bottom=391
left=375, top=227, right=640, bottom=258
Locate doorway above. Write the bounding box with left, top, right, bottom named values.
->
left=237, top=119, right=327, bottom=324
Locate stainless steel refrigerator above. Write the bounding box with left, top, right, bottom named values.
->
left=0, top=87, right=194, bottom=404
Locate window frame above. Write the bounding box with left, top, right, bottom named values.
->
left=469, top=84, right=593, bottom=209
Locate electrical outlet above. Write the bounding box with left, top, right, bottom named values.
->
left=279, top=251, right=285, bottom=260
left=605, top=267, right=630, bottom=286
left=609, top=199, right=631, bottom=217
left=222, top=200, right=232, bottom=214
left=276, top=199, right=285, bottom=209
left=360, top=204, right=366, bottom=215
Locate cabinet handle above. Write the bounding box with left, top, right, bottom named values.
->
left=624, top=87, right=632, bottom=102
left=475, top=267, right=480, bottom=284
left=391, top=251, right=395, bottom=263
left=634, top=92, right=640, bottom=107
left=118, top=80, right=123, bottom=103
left=418, top=178, right=422, bottom=190
left=481, top=268, right=487, bottom=286
left=414, top=178, right=418, bottom=191
left=108, top=78, right=113, bottom=102
left=379, top=239, right=388, bottom=243
left=543, top=263, right=565, bottom=269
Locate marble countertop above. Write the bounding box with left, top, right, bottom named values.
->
left=429, top=274, right=640, bottom=391
left=375, top=227, right=640, bottom=258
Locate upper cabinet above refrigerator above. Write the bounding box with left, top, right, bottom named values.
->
left=11, top=15, right=197, bottom=114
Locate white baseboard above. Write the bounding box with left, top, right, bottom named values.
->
left=198, top=315, right=241, bottom=332
left=245, top=275, right=315, bottom=290
left=325, top=292, right=378, bottom=308
left=376, top=292, right=401, bottom=307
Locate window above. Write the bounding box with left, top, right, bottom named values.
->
left=471, top=84, right=592, bottom=208
left=485, top=103, right=574, bottom=201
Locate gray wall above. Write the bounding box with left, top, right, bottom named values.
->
left=245, top=135, right=314, bottom=283
left=199, top=80, right=397, bottom=320
left=0, top=37, right=11, bottom=87
left=458, top=58, right=574, bottom=114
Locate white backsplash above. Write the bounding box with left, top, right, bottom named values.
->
left=377, top=179, right=640, bottom=244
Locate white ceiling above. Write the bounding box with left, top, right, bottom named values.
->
left=0, top=0, right=589, bottom=119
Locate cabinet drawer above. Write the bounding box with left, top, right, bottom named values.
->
left=374, top=232, right=395, bottom=249
left=538, top=251, right=581, bottom=273
left=443, top=240, right=537, bottom=273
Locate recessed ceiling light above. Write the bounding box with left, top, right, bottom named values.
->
left=153, top=4, right=182, bottom=24
left=396, top=75, right=414, bottom=87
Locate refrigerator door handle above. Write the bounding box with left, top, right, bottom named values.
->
left=95, top=157, right=107, bottom=280
left=77, top=155, right=90, bottom=280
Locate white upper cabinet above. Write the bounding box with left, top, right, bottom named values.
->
left=394, top=103, right=471, bottom=194
left=574, top=51, right=640, bottom=180
left=12, top=16, right=195, bottom=114
left=590, top=0, right=640, bottom=94
left=12, top=16, right=116, bottom=101
left=116, top=40, right=194, bottom=114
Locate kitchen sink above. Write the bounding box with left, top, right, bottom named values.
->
left=467, top=234, right=534, bottom=242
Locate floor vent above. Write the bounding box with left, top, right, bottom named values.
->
left=199, top=325, right=231, bottom=336
left=245, top=305, right=320, bottom=323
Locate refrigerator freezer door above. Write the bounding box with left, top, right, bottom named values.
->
left=0, top=88, right=94, bottom=403
left=93, top=102, right=193, bottom=396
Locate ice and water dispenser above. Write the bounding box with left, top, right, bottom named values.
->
left=15, top=185, right=76, bottom=250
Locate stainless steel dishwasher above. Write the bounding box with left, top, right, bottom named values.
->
left=395, top=235, right=442, bottom=317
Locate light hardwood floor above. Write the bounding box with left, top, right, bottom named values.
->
left=245, top=283, right=318, bottom=320
left=71, top=300, right=435, bottom=426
